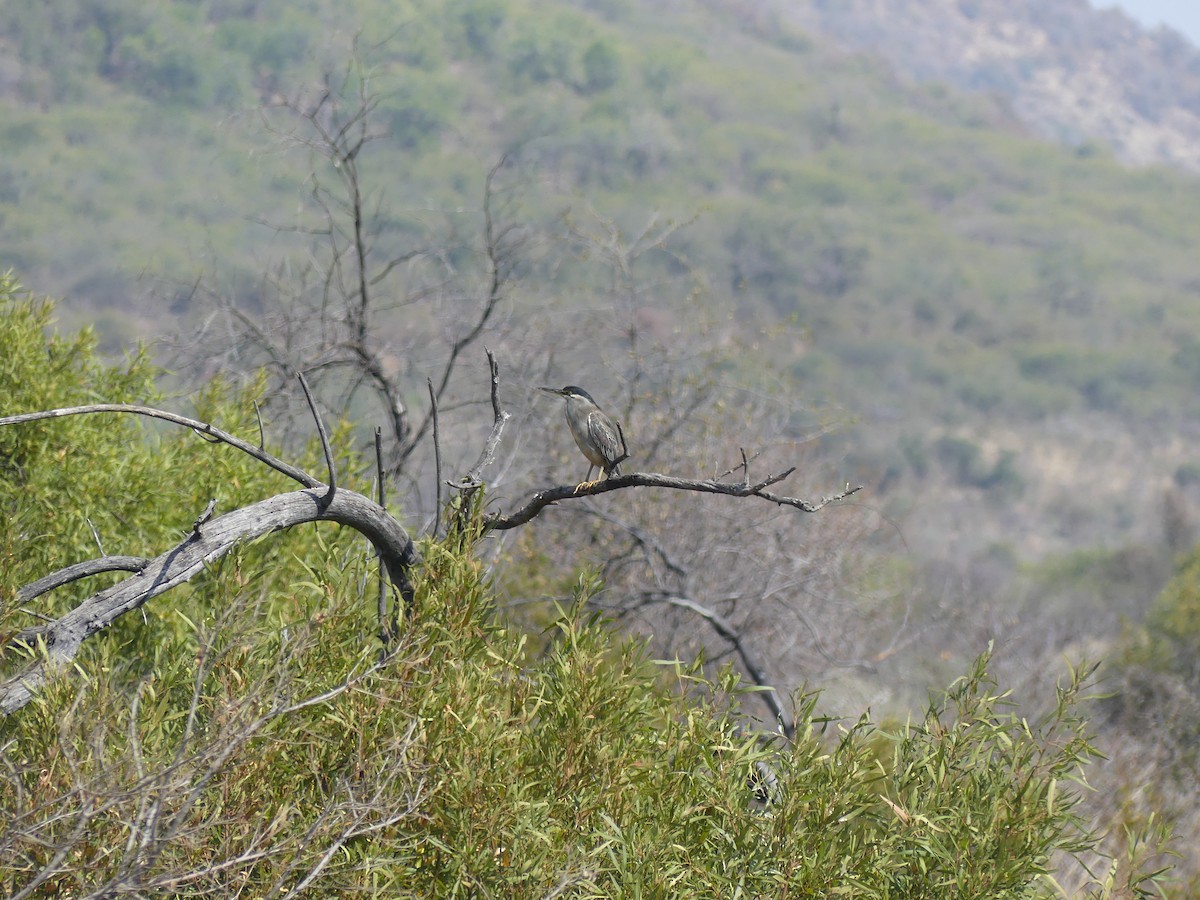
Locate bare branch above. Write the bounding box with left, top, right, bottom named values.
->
left=16, top=556, right=150, bottom=604
left=460, top=349, right=510, bottom=488
left=664, top=594, right=794, bottom=739
left=85, top=517, right=106, bottom=557
left=298, top=372, right=336, bottom=496
left=428, top=378, right=442, bottom=538
left=486, top=472, right=862, bottom=530
left=0, top=405, right=321, bottom=489
left=396, top=156, right=515, bottom=467
left=487, top=346, right=502, bottom=423
left=375, top=426, right=391, bottom=649
left=191, top=498, right=218, bottom=534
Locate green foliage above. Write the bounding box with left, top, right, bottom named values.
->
left=580, top=39, right=621, bottom=94
left=931, top=435, right=1024, bottom=495
left=1173, top=462, right=1200, bottom=488
left=1, top=533, right=1129, bottom=895
left=764, top=654, right=1105, bottom=897
left=0, top=0, right=1194, bottom=880
left=0, top=0, right=247, bottom=106
left=0, top=275, right=158, bottom=595
left=214, top=13, right=312, bottom=76
left=450, top=0, right=507, bottom=57
left=0, top=282, right=364, bottom=670
left=380, top=67, right=462, bottom=150
left=0, top=292, right=1168, bottom=894
left=9, top=0, right=1200, bottom=441
left=504, top=9, right=584, bottom=86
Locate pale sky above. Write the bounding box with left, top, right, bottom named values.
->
left=1096, top=1, right=1200, bottom=45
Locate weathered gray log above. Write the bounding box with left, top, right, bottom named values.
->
left=2, top=488, right=418, bottom=715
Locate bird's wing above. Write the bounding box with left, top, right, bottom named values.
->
left=587, top=409, right=625, bottom=470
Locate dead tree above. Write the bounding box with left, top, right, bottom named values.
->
left=0, top=362, right=859, bottom=719
left=0, top=391, right=418, bottom=716
left=180, top=44, right=529, bottom=484
left=8, top=46, right=866, bottom=732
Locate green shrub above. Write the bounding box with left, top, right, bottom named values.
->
left=0, top=279, right=1172, bottom=895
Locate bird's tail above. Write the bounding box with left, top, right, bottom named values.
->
left=606, top=463, right=621, bottom=478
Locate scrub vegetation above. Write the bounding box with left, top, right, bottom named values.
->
left=2, top=0, right=1200, bottom=892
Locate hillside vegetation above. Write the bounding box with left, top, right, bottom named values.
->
left=4, top=0, right=1200, bottom=433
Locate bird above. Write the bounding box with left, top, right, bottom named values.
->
left=539, top=385, right=626, bottom=492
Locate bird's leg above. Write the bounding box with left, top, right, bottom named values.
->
left=574, top=465, right=597, bottom=494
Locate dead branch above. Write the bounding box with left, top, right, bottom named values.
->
left=1, top=488, right=417, bottom=716
left=373, top=427, right=393, bottom=648
left=485, top=472, right=862, bottom=530
left=663, top=594, right=795, bottom=739
left=298, top=372, right=336, bottom=495
left=16, top=556, right=150, bottom=605
left=458, top=349, right=510, bottom=489
left=0, top=405, right=321, bottom=489
left=394, top=156, right=518, bottom=469
left=428, top=378, right=442, bottom=537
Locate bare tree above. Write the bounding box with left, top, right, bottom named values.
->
left=0, top=353, right=859, bottom=718
left=467, top=207, right=910, bottom=738
left=156, top=39, right=899, bottom=749
left=175, top=42, right=532, bottom=489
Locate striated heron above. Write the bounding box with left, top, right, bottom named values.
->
left=539, top=385, right=626, bottom=492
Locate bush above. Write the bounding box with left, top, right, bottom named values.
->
left=0, top=279, right=1172, bottom=895
left=1122, top=546, right=1200, bottom=685
left=1, top=578, right=1131, bottom=895
left=581, top=39, right=621, bottom=93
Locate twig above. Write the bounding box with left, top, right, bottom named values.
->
left=16, top=608, right=55, bottom=624
left=191, top=498, right=218, bottom=535
left=0, top=405, right=321, bottom=489
left=298, top=373, right=336, bottom=497
left=613, top=421, right=629, bottom=471
left=460, top=350, right=510, bottom=487
left=717, top=447, right=765, bottom=481
left=487, top=346, right=502, bottom=422
left=428, top=378, right=442, bottom=537
left=395, top=156, right=514, bottom=467
left=375, top=427, right=391, bottom=649
left=85, top=517, right=106, bottom=557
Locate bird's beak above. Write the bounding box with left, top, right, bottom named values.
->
left=538, top=386, right=563, bottom=396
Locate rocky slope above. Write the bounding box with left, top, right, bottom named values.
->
left=771, top=0, right=1200, bottom=172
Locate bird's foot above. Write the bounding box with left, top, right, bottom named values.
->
left=574, top=479, right=600, bottom=494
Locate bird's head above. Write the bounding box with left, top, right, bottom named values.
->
left=539, top=385, right=597, bottom=404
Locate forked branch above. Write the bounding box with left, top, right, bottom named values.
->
left=1, top=489, right=417, bottom=715
left=485, top=472, right=861, bottom=531
left=0, top=398, right=419, bottom=716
